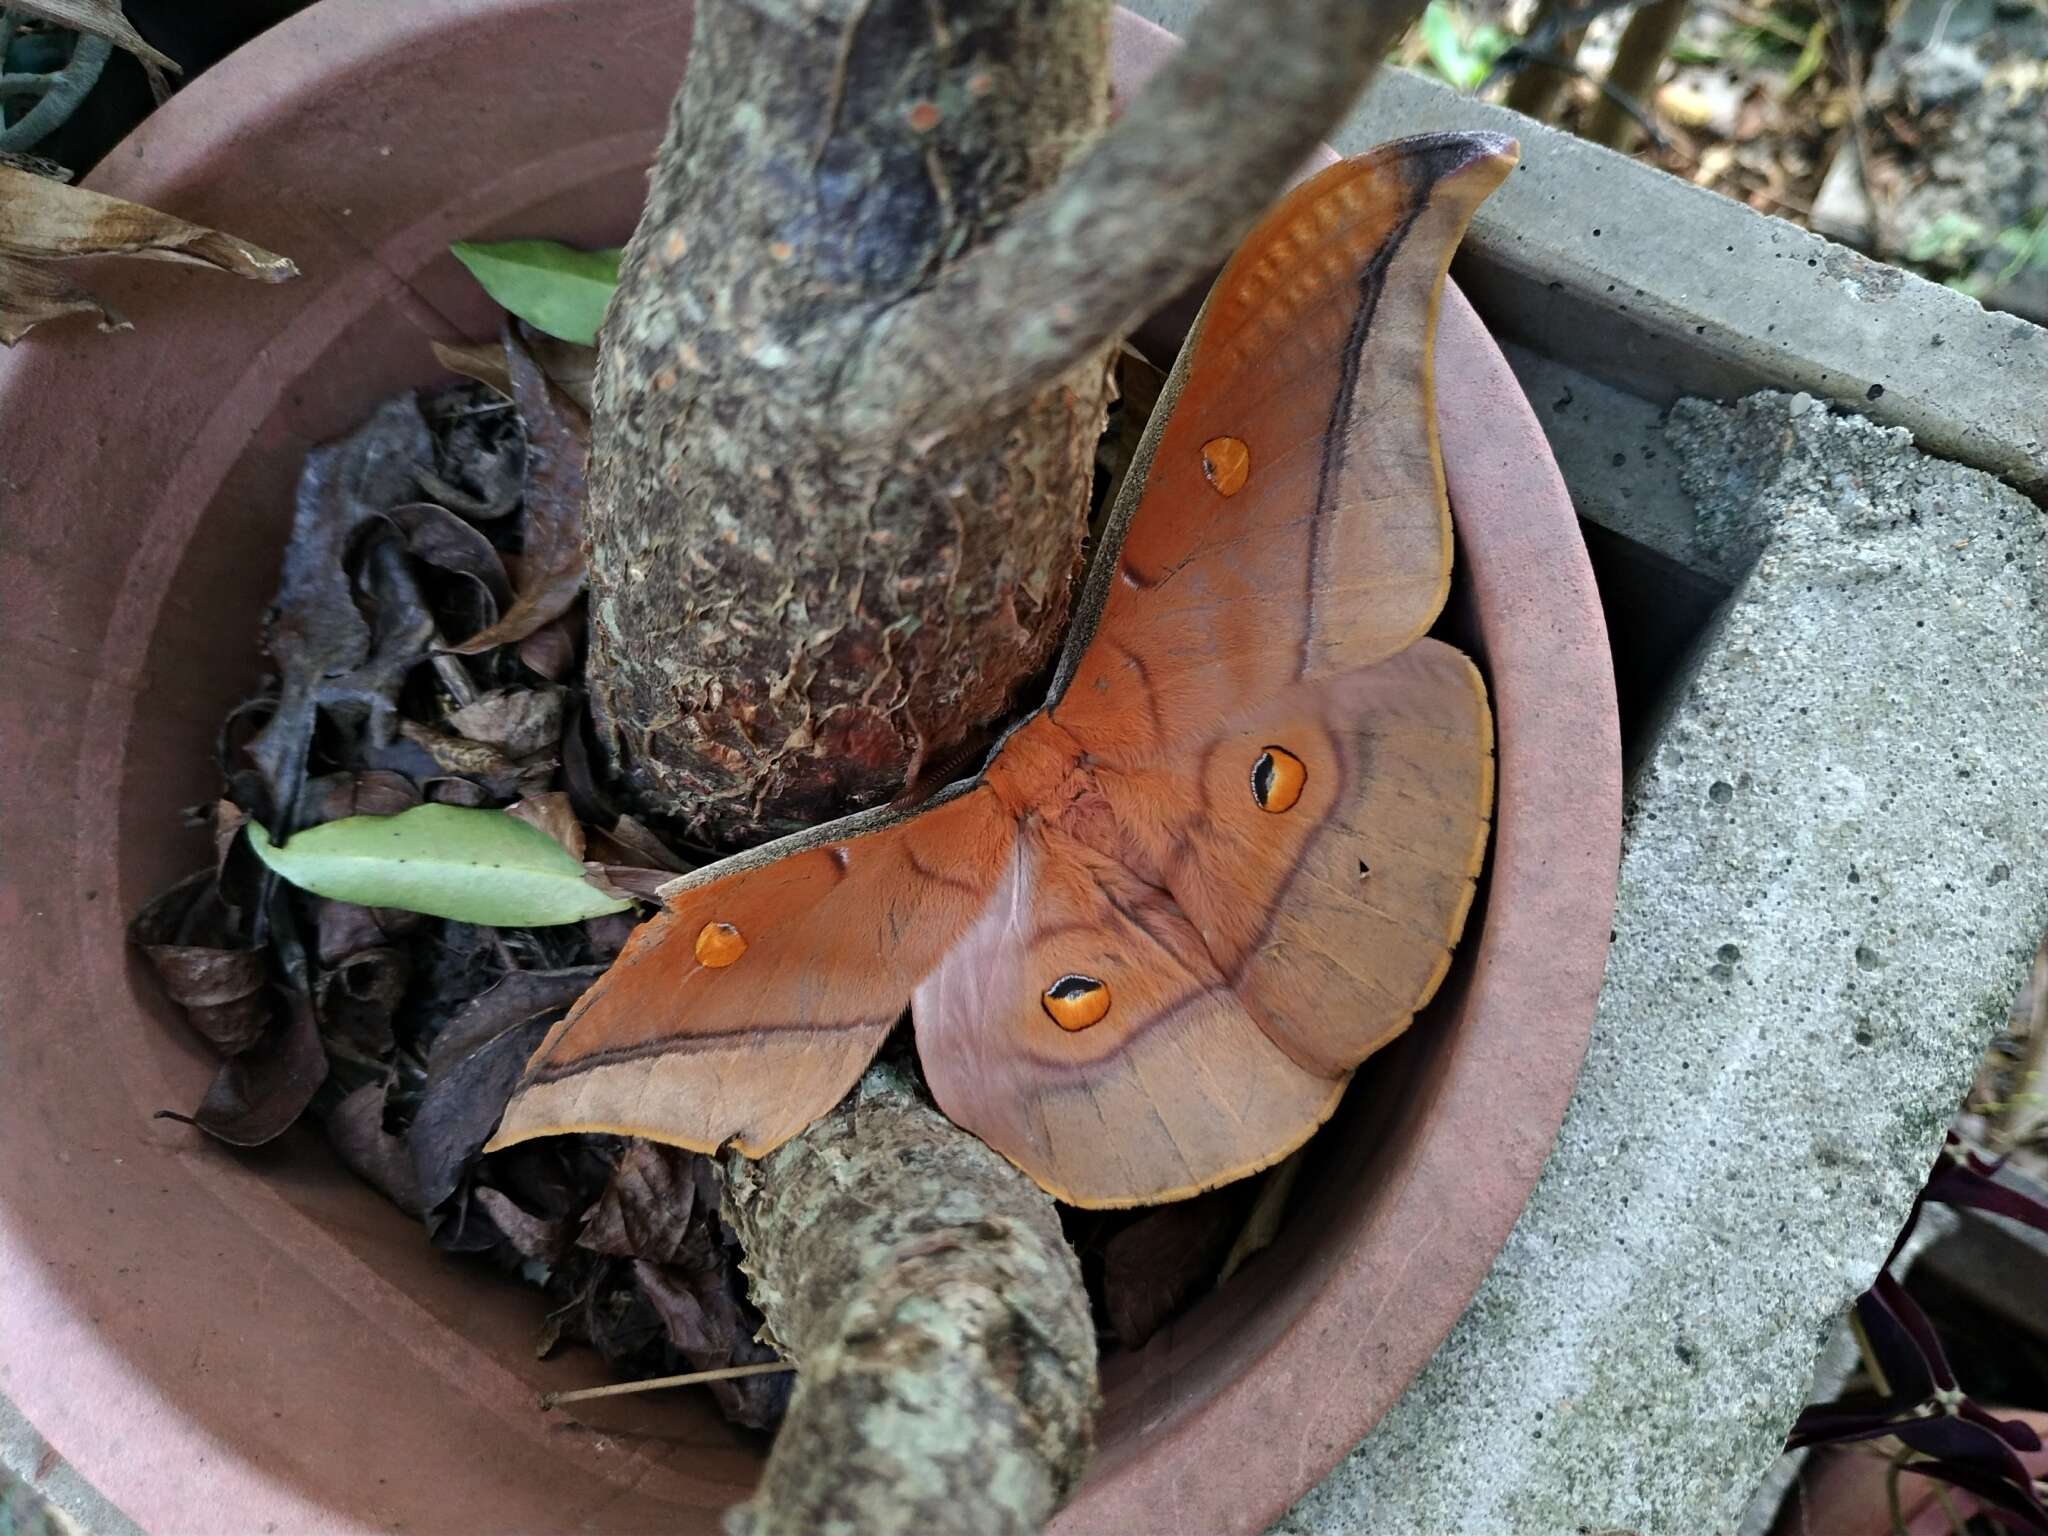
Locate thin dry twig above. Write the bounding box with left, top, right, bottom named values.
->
left=537, top=1359, right=795, bottom=1410
left=830, top=0, right=1428, bottom=442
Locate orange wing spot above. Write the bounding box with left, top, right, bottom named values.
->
left=1201, top=436, right=1250, bottom=497
left=1042, top=974, right=1111, bottom=1031
left=1251, top=746, right=1307, bottom=813
left=694, top=921, right=747, bottom=967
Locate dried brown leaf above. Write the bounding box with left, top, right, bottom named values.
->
left=633, top=1260, right=790, bottom=1428
left=446, top=332, right=588, bottom=653
left=1216, top=1147, right=1305, bottom=1286
left=7, top=1, right=179, bottom=75
left=431, top=332, right=595, bottom=414
left=596, top=814, right=690, bottom=873
left=182, top=993, right=272, bottom=1056
left=409, top=967, right=604, bottom=1210
left=168, top=990, right=327, bottom=1146
left=1101, top=1181, right=1255, bottom=1349
left=305, top=769, right=422, bottom=824
left=425, top=777, right=492, bottom=807
left=447, top=687, right=563, bottom=758
left=582, top=910, right=639, bottom=960
left=0, top=166, right=291, bottom=279
left=209, top=799, right=247, bottom=875
left=325, top=1083, right=425, bottom=1218
left=430, top=338, right=513, bottom=397
left=577, top=1142, right=715, bottom=1268
left=582, top=864, right=670, bottom=903
left=386, top=501, right=512, bottom=614
left=138, top=943, right=263, bottom=1011
left=398, top=719, right=555, bottom=792
left=314, top=898, right=427, bottom=966
left=506, top=791, right=584, bottom=860
left=473, top=1187, right=575, bottom=1262
left=315, top=945, right=410, bottom=1057
left=516, top=616, right=576, bottom=681
left=0, top=252, right=126, bottom=344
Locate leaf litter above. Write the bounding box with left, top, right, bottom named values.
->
left=131, top=269, right=1255, bottom=1430
left=128, top=327, right=781, bottom=1430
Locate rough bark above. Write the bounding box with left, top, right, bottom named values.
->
left=589, top=0, right=1115, bottom=846
left=723, top=1065, right=1096, bottom=1536
left=586, top=0, right=1425, bottom=848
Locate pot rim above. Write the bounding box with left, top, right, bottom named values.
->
left=0, top=5, right=1620, bottom=1533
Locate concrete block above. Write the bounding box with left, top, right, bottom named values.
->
left=1126, top=0, right=2048, bottom=498
left=1271, top=393, right=2048, bottom=1535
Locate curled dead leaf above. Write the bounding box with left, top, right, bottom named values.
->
left=445, top=331, right=588, bottom=653
left=431, top=331, right=596, bottom=415
left=386, top=501, right=513, bottom=617
left=243, top=398, right=435, bottom=833
left=577, top=1142, right=718, bottom=1268
left=506, top=791, right=584, bottom=861
left=160, top=988, right=327, bottom=1147
left=325, top=1083, right=426, bottom=1219
left=473, top=1186, right=576, bottom=1262
left=410, top=967, right=604, bottom=1210
left=305, top=770, right=423, bottom=825
left=0, top=252, right=125, bottom=343
left=400, top=719, right=557, bottom=798
left=315, top=945, right=411, bottom=1057
left=426, top=777, right=492, bottom=807
left=593, top=814, right=691, bottom=874
left=0, top=165, right=293, bottom=277
left=139, top=944, right=265, bottom=1010
left=7, top=1, right=180, bottom=78
left=517, top=617, right=577, bottom=681
left=447, top=687, right=564, bottom=759
left=582, top=865, right=670, bottom=903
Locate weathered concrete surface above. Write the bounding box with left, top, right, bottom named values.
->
left=0, top=1396, right=131, bottom=1536
left=1126, top=0, right=2048, bottom=497
left=1270, top=394, right=2048, bottom=1536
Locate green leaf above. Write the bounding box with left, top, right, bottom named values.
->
left=1419, top=1, right=1488, bottom=89
left=247, top=805, right=631, bottom=926
left=1780, top=19, right=1829, bottom=98
left=448, top=240, right=622, bottom=346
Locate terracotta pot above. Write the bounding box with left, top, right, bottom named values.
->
left=1771, top=1411, right=2048, bottom=1536
left=0, top=4, right=1621, bottom=1531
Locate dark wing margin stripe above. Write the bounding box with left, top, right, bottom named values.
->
left=1297, top=192, right=1429, bottom=681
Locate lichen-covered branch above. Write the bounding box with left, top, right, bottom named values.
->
left=722, top=1065, right=1097, bottom=1536
left=829, top=0, right=1429, bottom=441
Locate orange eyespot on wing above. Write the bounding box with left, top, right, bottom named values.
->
left=1042, top=974, right=1111, bottom=1031
left=899, top=137, right=1507, bottom=1204
left=1049, top=133, right=1518, bottom=769
left=694, top=922, right=747, bottom=967
left=488, top=785, right=1012, bottom=1159
left=914, top=818, right=1343, bottom=1208
left=1251, top=745, right=1307, bottom=813
left=489, top=134, right=1511, bottom=1214
left=1200, top=436, right=1250, bottom=496
left=913, top=643, right=1491, bottom=1206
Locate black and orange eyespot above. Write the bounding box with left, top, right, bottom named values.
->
left=1042, top=974, right=1110, bottom=1031
left=1252, top=746, right=1306, bottom=813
